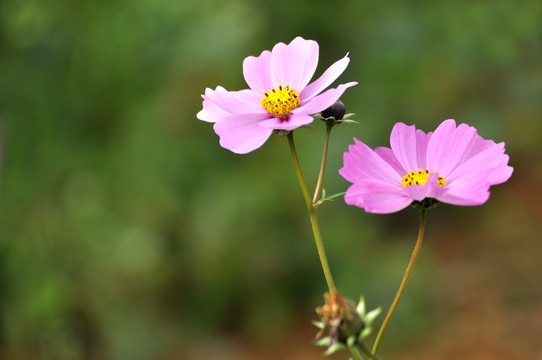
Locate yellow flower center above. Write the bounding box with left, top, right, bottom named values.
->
left=401, top=168, right=447, bottom=188
left=260, top=84, right=300, bottom=119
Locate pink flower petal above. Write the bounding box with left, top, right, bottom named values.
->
left=243, top=50, right=273, bottom=93
left=374, top=127, right=431, bottom=173
left=404, top=173, right=444, bottom=202
left=343, top=183, right=367, bottom=209
left=259, top=113, right=314, bottom=131
left=339, top=138, right=402, bottom=184
left=437, top=184, right=491, bottom=206
left=430, top=122, right=480, bottom=177
left=404, top=183, right=431, bottom=202
left=294, top=81, right=357, bottom=115
left=437, top=142, right=512, bottom=205
left=375, top=147, right=406, bottom=174
left=390, top=122, right=420, bottom=172
left=446, top=142, right=509, bottom=185
left=426, top=119, right=457, bottom=173
left=269, top=37, right=319, bottom=91
left=486, top=153, right=513, bottom=184
left=197, top=97, right=231, bottom=123
left=344, top=180, right=413, bottom=214
left=199, top=86, right=264, bottom=118
left=458, top=135, right=494, bottom=164
left=415, top=129, right=432, bottom=169
left=300, top=55, right=351, bottom=102
left=213, top=113, right=274, bottom=154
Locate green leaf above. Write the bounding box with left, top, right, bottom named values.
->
left=317, top=191, right=346, bottom=205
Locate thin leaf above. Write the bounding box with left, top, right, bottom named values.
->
left=324, top=343, right=346, bottom=356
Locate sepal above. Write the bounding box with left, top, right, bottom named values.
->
left=324, top=342, right=347, bottom=356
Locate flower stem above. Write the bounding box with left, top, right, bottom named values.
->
left=348, top=342, right=364, bottom=360
left=312, top=123, right=333, bottom=205
left=370, top=208, right=427, bottom=356
left=287, top=132, right=335, bottom=292
left=357, top=343, right=381, bottom=360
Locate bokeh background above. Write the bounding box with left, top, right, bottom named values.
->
left=1, top=0, right=541, bottom=359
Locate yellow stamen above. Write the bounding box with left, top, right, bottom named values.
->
left=401, top=168, right=447, bottom=188
left=260, top=84, right=300, bottom=119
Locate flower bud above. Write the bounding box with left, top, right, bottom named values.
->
left=314, top=292, right=381, bottom=356
left=314, top=290, right=364, bottom=348
left=321, top=100, right=346, bottom=121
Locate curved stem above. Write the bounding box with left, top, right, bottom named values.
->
left=287, top=132, right=335, bottom=292
left=370, top=208, right=427, bottom=356
left=312, top=123, right=333, bottom=205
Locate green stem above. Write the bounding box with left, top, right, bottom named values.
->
left=357, top=343, right=381, bottom=360
left=370, top=208, right=427, bottom=356
left=348, top=342, right=364, bottom=360
left=312, top=123, right=333, bottom=205
left=287, top=132, right=335, bottom=292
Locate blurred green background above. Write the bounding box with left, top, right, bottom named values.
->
left=1, top=0, right=541, bottom=359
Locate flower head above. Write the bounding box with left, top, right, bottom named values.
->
left=339, top=119, right=513, bottom=214
left=197, top=37, right=357, bottom=154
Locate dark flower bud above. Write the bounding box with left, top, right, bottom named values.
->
left=321, top=100, right=346, bottom=121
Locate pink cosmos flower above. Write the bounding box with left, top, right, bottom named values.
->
left=339, top=119, right=513, bottom=214
left=197, top=37, right=357, bottom=154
